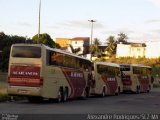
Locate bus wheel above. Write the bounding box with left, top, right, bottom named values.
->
left=115, top=87, right=120, bottom=96
left=83, top=90, right=87, bottom=99
left=86, top=87, right=90, bottom=98
left=136, top=86, right=140, bottom=94
left=57, top=89, right=63, bottom=103
left=101, top=88, right=105, bottom=97
left=147, top=85, right=151, bottom=93
left=63, top=88, right=68, bottom=102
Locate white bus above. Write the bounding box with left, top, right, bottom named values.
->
left=7, top=44, right=92, bottom=102
left=120, top=64, right=152, bottom=93
left=90, top=62, right=123, bottom=96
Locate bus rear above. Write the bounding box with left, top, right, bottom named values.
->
left=7, top=44, right=43, bottom=98
left=120, top=64, right=152, bottom=93
left=91, top=62, right=122, bottom=96
left=120, top=64, right=133, bottom=92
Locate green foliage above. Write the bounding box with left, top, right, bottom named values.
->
left=69, top=44, right=81, bottom=54
left=117, top=32, right=128, bottom=44
left=32, top=33, right=60, bottom=48
left=53, top=43, right=61, bottom=49
left=0, top=32, right=60, bottom=72
left=0, top=94, right=10, bottom=102
left=0, top=32, right=32, bottom=72
left=105, top=33, right=128, bottom=57
left=90, top=38, right=102, bottom=57
left=106, top=36, right=117, bottom=57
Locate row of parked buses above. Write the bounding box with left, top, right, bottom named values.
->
left=7, top=44, right=153, bottom=102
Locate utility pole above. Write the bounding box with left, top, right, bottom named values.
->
left=38, top=0, right=41, bottom=39
left=88, top=20, right=96, bottom=61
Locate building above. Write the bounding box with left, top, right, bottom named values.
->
left=116, top=42, right=146, bottom=58
left=68, top=37, right=90, bottom=55
left=56, top=37, right=90, bottom=55
left=55, top=38, right=70, bottom=49
left=145, top=42, right=160, bottom=58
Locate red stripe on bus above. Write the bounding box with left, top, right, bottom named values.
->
left=138, top=75, right=149, bottom=92
left=61, top=68, right=86, bottom=98
left=101, top=75, right=118, bottom=94
left=61, top=68, right=74, bottom=97
left=9, top=77, right=43, bottom=87
left=101, top=75, right=110, bottom=94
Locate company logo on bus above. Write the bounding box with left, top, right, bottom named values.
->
left=107, top=77, right=116, bottom=81
left=71, top=72, right=83, bottom=78
left=10, top=66, right=40, bottom=78
left=12, top=71, right=39, bottom=76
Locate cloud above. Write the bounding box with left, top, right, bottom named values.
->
left=145, top=19, right=160, bottom=23
left=150, top=29, right=160, bottom=33
left=102, top=28, right=135, bottom=35
left=149, top=0, right=160, bottom=8
left=55, top=20, right=104, bottom=29
left=47, top=25, right=60, bottom=29
left=18, top=22, right=32, bottom=27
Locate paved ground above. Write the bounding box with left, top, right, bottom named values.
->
left=0, top=88, right=160, bottom=120
left=0, top=88, right=160, bottom=114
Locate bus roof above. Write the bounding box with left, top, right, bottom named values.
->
left=12, top=44, right=91, bottom=62
left=95, top=62, right=120, bottom=67
left=120, top=64, right=151, bottom=68
left=132, top=64, right=151, bottom=68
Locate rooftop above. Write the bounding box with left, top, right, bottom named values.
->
left=69, top=37, right=90, bottom=41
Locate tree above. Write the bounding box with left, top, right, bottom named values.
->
left=117, top=32, right=128, bottom=44
left=106, top=36, right=117, bottom=57
left=0, top=32, right=32, bottom=71
left=69, top=44, right=81, bottom=54
left=32, top=33, right=59, bottom=48
left=53, top=43, right=61, bottom=49
left=90, top=38, right=102, bottom=57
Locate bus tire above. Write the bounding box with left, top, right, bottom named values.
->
left=147, top=85, right=151, bottom=93
left=115, top=87, right=120, bottom=96
left=63, top=88, right=68, bottom=102
left=83, top=87, right=89, bottom=99
left=86, top=87, right=90, bottom=98
left=101, top=87, right=105, bottom=97
left=136, top=86, right=140, bottom=94
left=83, top=89, right=87, bottom=99
left=57, top=88, right=63, bottom=103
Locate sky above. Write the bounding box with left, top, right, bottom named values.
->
left=0, top=0, right=160, bottom=44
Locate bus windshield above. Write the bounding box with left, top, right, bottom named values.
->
left=12, top=46, right=41, bottom=58
left=120, top=65, right=130, bottom=71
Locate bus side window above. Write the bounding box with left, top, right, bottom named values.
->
left=49, top=51, right=63, bottom=66
left=50, top=52, right=56, bottom=65
left=79, top=59, right=84, bottom=70
left=76, top=58, right=80, bottom=69
left=46, top=50, right=51, bottom=65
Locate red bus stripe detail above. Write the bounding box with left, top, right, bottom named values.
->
left=9, top=78, right=42, bottom=87
left=61, top=68, right=86, bottom=98
left=61, top=68, right=74, bottom=98
left=101, top=75, right=118, bottom=94
left=138, top=75, right=149, bottom=92
left=101, top=75, right=110, bottom=94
